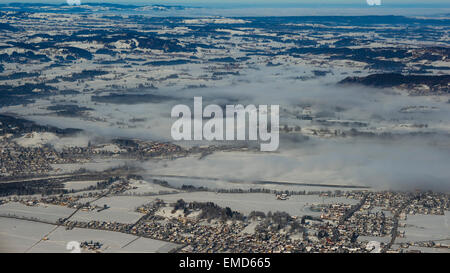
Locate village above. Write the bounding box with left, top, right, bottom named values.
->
left=1, top=174, right=448, bottom=253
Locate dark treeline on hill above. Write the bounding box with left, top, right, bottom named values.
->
left=54, top=69, right=108, bottom=82
left=144, top=59, right=196, bottom=66
left=339, top=73, right=450, bottom=92
left=0, top=83, right=57, bottom=107
left=0, top=29, right=188, bottom=66
left=91, top=93, right=173, bottom=104
left=0, top=22, right=19, bottom=32
left=173, top=199, right=245, bottom=221
left=254, top=211, right=304, bottom=234
left=46, top=104, right=93, bottom=117
left=0, top=176, right=122, bottom=196
left=0, top=72, right=39, bottom=81
left=0, top=51, right=50, bottom=63
left=62, top=47, right=93, bottom=60
left=287, top=47, right=409, bottom=71
left=0, top=180, right=67, bottom=197
left=0, top=114, right=82, bottom=136
left=65, top=29, right=186, bottom=52
left=47, top=105, right=93, bottom=112
left=0, top=83, right=56, bottom=94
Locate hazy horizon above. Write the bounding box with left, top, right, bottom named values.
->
left=2, top=0, right=450, bottom=8
left=2, top=0, right=450, bottom=17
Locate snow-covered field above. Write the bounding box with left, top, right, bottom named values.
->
left=397, top=213, right=450, bottom=243
left=0, top=202, right=75, bottom=223
left=0, top=192, right=358, bottom=228
left=128, top=192, right=358, bottom=216
left=14, top=132, right=58, bottom=148
left=13, top=132, right=90, bottom=150
left=0, top=218, right=178, bottom=253
left=70, top=196, right=150, bottom=224
left=404, top=246, right=450, bottom=253
left=0, top=218, right=55, bottom=253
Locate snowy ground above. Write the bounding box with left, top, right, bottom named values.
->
left=0, top=218, right=178, bottom=253
left=397, top=213, right=450, bottom=243
left=0, top=202, right=75, bottom=223
left=0, top=192, right=358, bottom=229
left=70, top=196, right=150, bottom=224
left=126, top=192, right=358, bottom=217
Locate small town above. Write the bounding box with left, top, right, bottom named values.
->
left=1, top=174, right=448, bottom=253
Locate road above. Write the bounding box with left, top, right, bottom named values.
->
left=383, top=197, right=413, bottom=252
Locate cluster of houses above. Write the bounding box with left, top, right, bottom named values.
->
left=0, top=172, right=448, bottom=253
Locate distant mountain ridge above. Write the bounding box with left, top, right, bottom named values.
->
left=339, top=73, right=450, bottom=94
left=0, top=2, right=187, bottom=12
